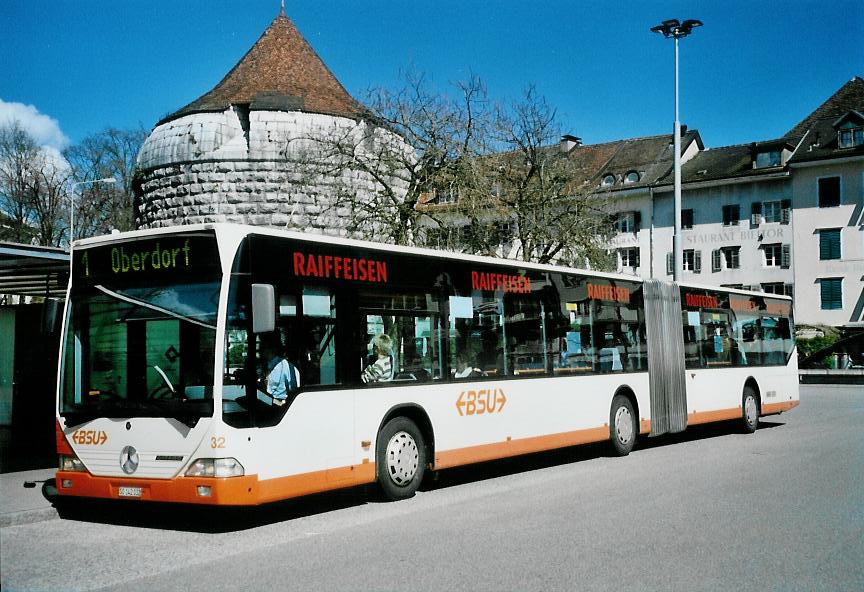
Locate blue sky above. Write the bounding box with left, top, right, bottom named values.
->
left=2, top=0, right=862, bottom=152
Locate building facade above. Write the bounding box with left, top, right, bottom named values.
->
left=602, top=77, right=863, bottom=329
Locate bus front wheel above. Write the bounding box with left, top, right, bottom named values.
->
left=742, top=386, right=760, bottom=434
left=609, top=394, right=636, bottom=456
left=376, top=417, right=426, bottom=501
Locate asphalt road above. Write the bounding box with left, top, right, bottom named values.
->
left=2, top=385, right=862, bottom=592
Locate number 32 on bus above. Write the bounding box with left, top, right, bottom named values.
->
left=55, top=224, right=798, bottom=505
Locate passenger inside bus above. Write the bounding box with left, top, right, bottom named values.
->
left=259, top=332, right=301, bottom=406
left=362, top=333, right=395, bottom=384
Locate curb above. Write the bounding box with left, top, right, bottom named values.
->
left=0, top=506, right=59, bottom=528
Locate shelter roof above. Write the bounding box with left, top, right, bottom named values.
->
left=0, top=242, right=69, bottom=298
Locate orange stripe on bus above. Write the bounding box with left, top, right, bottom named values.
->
left=56, top=472, right=260, bottom=505
left=56, top=463, right=378, bottom=506
left=762, top=400, right=799, bottom=415
left=256, top=463, right=376, bottom=504
left=433, top=426, right=610, bottom=470
left=687, top=407, right=742, bottom=425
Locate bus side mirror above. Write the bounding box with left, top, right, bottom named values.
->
left=251, top=284, right=275, bottom=334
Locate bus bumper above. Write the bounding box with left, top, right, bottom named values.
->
left=55, top=471, right=260, bottom=506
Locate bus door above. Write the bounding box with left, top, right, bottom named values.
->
left=643, top=279, right=687, bottom=435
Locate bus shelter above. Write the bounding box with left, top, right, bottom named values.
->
left=0, top=241, right=69, bottom=471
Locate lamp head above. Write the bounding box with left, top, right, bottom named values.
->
left=650, top=19, right=680, bottom=37
left=651, top=18, right=702, bottom=39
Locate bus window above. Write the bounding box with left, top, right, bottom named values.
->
left=681, top=290, right=740, bottom=368
left=701, top=311, right=739, bottom=367
left=591, top=290, right=645, bottom=373
left=504, top=293, right=549, bottom=376
left=359, top=290, right=441, bottom=384
left=293, top=287, right=338, bottom=387
left=449, top=293, right=505, bottom=377
left=555, top=299, right=594, bottom=373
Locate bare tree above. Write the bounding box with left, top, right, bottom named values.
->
left=0, top=121, right=42, bottom=243
left=64, top=127, right=148, bottom=239
left=454, top=87, right=615, bottom=268
left=294, top=74, right=614, bottom=269
left=0, top=120, right=71, bottom=246
left=293, top=71, right=491, bottom=245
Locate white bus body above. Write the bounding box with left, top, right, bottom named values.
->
left=55, top=224, right=798, bottom=505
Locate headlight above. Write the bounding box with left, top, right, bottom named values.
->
left=185, top=458, right=244, bottom=477
left=60, top=455, right=87, bottom=472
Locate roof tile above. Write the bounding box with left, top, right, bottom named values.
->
left=162, top=13, right=363, bottom=124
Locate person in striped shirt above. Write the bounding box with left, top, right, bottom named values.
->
left=362, top=333, right=394, bottom=384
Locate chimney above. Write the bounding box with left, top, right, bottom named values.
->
left=560, top=135, right=583, bottom=153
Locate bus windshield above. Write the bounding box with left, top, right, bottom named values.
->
left=60, top=232, right=221, bottom=425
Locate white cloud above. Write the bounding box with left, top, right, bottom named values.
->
left=0, top=99, right=70, bottom=151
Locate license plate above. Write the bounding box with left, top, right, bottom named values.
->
left=118, top=486, right=142, bottom=498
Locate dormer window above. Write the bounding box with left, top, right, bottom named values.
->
left=624, top=171, right=640, bottom=184
left=838, top=127, right=863, bottom=148
left=601, top=174, right=615, bottom=187
left=834, top=111, right=864, bottom=149
left=755, top=150, right=781, bottom=168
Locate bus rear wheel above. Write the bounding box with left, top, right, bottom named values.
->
left=742, top=386, right=760, bottom=434
left=376, top=417, right=426, bottom=501
left=609, top=394, right=636, bottom=456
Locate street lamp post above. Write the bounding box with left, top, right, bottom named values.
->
left=651, top=18, right=702, bottom=281
left=70, top=177, right=116, bottom=245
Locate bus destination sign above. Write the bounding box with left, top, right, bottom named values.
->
left=74, top=233, right=221, bottom=281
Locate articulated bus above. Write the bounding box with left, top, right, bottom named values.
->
left=55, top=224, right=799, bottom=505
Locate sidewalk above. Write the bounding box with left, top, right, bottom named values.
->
left=0, top=467, right=59, bottom=527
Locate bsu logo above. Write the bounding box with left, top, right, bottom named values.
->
left=456, top=388, right=507, bottom=416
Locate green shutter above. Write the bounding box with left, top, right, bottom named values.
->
left=820, top=279, right=842, bottom=310
left=819, top=229, right=841, bottom=260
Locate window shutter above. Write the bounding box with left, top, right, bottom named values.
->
left=712, top=249, right=721, bottom=272
left=694, top=251, right=702, bottom=273
left=781, top=244, right=791, bottom=268
left=784, top=283, right=794, bottom=298
left=750, top=202, right=762, bottom=226
left=633, top=211, right=642, bottom=233
left=820, top=229, right=841, bottom=260
left=820, top=279, right=843, bottom=310
left=781, top=199, right=791, bottom=224
left=666, top=252, right=674, bottom=276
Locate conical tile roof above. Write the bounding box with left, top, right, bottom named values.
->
left=161, top=12, right=364, bottom=124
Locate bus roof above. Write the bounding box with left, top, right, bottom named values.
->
left=73, top=223, right=791, bottom=302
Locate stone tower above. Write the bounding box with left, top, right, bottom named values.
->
left=135, top=8, right=407, bottom=235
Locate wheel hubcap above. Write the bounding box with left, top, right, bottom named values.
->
left=615, top=407, right=633, bottom=444
left=386, top=431, right=419, bottom=486
left=745, top=396, right=758, bottom=426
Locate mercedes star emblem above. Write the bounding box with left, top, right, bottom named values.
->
left=120, top=445, right=139, bottom=474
